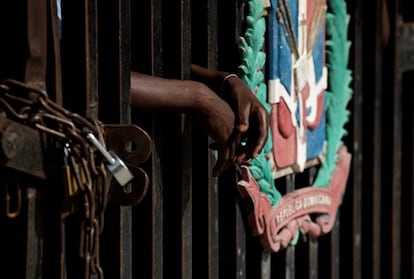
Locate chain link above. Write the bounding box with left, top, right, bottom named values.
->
left=0, top=79, right=109, bottom=278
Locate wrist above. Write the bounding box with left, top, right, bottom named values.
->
left=194, top=83, right=225, bottom=116
left=191, top=81, right=214, bottom=110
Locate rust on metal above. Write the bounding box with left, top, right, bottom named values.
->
left=104, top=124, right=152, bottom=166
left=0, top=115, right=45, bottom=179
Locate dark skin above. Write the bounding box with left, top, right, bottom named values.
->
left=130, top=64, right=269, bottom=176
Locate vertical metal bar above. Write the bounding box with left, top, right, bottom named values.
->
left=49, top=0, right=63, bottom=105
left=60, top=217, right=66, bottom=278
left=285, top=175, right=295, bottom=279
left=25, top=187, right=43, bottom=279
left=286, top=246, right=295, bottom=279
left=261, top=251, right=271, bottom=279
left=233, top=3, right=247, bottom=267
left=392, top=5, right=402, bottom=279
left=181, top=0, right=191, bottom=79
left=150, top=0, right=164, bottom=277
left=412, top=72, right=414, bottom=279
left=330, top=216, right=340, bottom=279
left=236, top=195, right=247, bottom=279
left=352, top=0, right=364, bottom=278
left=206, top=1, right=220, bottom=277
left=308, top=167, right=318, bottom=279
left=84, top=4, right=99, bottom=277
left=118, top=0, right=132, bottom=278
left=207, top=0, right=218, bottom=69
left=25, top=0, right=47, bottom=277
left=181, top=144, right=193, bottom=279
left=214, top=0, right=247, bottom=275
left=49, top=1, right=66, bottom=271
left=181, top=115, right=193, bottom=279
left=372, top=0, right=383, bottom=277
left=150, top=0, right=163, bottom=76
left=308, top=239, right=318, bottom=279
left=180, top=0, right=192, bottom=278
left=151, top=146, right=164, bottom=279
left=208, top=169, right=220, bottom=279
left=84, top=0, right=99, bottom=118
left=119, top=0, right=131, bottom=124
left=190, top=0, right=220, bottom=275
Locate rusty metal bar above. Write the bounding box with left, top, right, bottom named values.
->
left=85, top=0, right=101, bottom=267
left=119, top=0, right=132, bottom=125
left=84, top=0, right=99, bottom=119
left=181, top=0, right=193, bottom=277
left=118, top=0, right=133, bottom=278
left=49, top=0, right=63, bottom=105
left=0, top=116, right=45, bottom=180
left=151, top=145, right=164, bottom=279
left=181, top=114, right=193, bottom=279
left=24, top=0, right=48, bottom=278
left=149, top=0, right=164, bottom=277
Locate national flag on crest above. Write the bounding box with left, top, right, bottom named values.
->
left=268, top=0, right=327, bottom=173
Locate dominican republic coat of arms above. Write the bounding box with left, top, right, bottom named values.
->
left=237, top=0, right=352, bottom=252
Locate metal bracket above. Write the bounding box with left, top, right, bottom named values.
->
left=104, top=124, right=152, bottom=166
left=104, top=124, right=152, bottom=205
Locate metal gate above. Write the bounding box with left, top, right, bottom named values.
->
left=0, top=0, right=413, bottom=278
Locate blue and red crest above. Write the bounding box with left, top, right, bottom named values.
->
left=237, top=0, right=352, bottom=252
left=268, top=0, right=327, bottom=173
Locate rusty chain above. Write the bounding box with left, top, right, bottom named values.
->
left=0, top=79, right=108, bottom=278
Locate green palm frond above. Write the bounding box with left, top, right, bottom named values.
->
left=239, top=0, right=282, bottom=205
left=314, top=0, right=353, bottom=187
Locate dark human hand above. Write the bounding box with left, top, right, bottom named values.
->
left=195, top=86, right=240, bottom=176
left=190, top=64, right=269, bottom=165
left=130, top=71, right=243, bottom=176
left=219, top=74, right=269, bottom=164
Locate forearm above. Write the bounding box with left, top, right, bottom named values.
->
left=130, top=71, right=213, bottom=114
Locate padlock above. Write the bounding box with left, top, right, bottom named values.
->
left=62, top=143, right=86, bottom=196
left=83, top=128, right=134, bottom=186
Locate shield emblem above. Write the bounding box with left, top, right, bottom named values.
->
left=268, top=0, right=327, bottom=173
left=237, top=0, right=353, bottom=252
